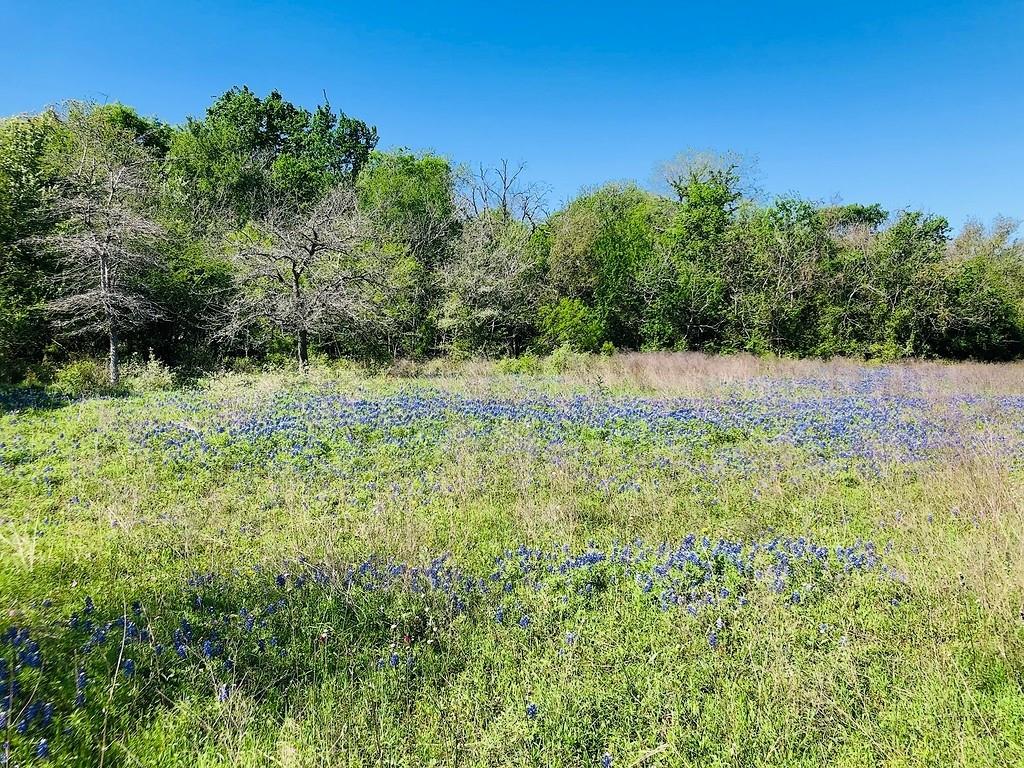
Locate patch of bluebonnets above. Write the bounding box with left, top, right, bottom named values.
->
left=129, top=369, right=1024, bottom=482
left=0, top=536, right=900, bottom=763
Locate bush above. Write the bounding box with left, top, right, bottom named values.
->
left=20, top=361, right=56, bottom=387
left=544, top=345, right=586, bottom=374
left=496, top=354, right=541, bottom=375
left=537, top=298, right=604, bottom=352
left=52, top=359, right=110, bottom=398
left=124, top=352, right=175, bottom=392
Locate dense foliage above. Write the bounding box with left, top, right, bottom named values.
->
left=2, top=90, right=1023, bottom=383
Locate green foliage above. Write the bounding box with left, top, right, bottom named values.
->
left=167, top=87, right=377, bottom=224
left=537, top=297, right=604, bottom=352
left=356, top=150, right=459, bottom=357
left=544, top=343, right=587, bottom=372
left=547, top=184, right=669, bottom=349
left=124, top=351, right=175, bottom=392
left=495, top=353, right=541, bottom=374
left=1, top=89, right=1023, bottom=380
left=51, top=358, right=111, bottom=397
left=640, top=168, right=738, bottom=350
left=0, top=113, right=62, bottom=380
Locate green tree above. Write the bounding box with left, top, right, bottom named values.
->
left=0, top=113, right=62, bottom=380
left=546, top=184, right=669, bottom=350
left=356, top=150, right=458, bottom=357
left=167, top=87, right=377, bottom=227
left=641, top=156, right=744, bottom=350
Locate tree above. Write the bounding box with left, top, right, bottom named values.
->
left=0, top=112, right=61, bottom=380
left=41, top=102, right=166, bottom=386
left=457, top=160, right=548, bottom=228
left=641, top=159, right=742, bottom=350
left=927, top=218, right=1024, bottom=359
left=167, top=87, right=377, bottom=228
left=356, top=150, right=459, bottom=356
left=438, top=162, right=548, bottom=355
left=221, top=184, right=387, bottom=371
left=656, top=149, right=753, bottom=208
left=730, top=198, right=834, bottom=354
left=439, top=211, right=543, bottom=355
left=546, top=184, right=669, bottom=350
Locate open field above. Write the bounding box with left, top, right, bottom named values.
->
left=2, top=353, right=1023, bottom=767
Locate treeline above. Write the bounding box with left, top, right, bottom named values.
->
left=2, top=87, right=1023, bottom=384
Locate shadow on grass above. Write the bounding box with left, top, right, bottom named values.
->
left=0, top=386, right=147, bottom=415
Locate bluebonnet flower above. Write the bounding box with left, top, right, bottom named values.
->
left=36, top=739, right=49, bottom=759
left=525, top=702, right=538, bottom=719
left=518, top=615, right=530, bottom=629
left=602, top=753, right=613, bottom=768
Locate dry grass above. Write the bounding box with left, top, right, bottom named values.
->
left=380, top=351, right=1024, bottom=396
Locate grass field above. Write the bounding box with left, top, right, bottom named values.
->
left=1, top=353, right=1023, bottom=767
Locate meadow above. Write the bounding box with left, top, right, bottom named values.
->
left=1, top=353, right=1023, bottom=767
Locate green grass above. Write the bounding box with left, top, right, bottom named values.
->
left=0, top=362, right=1022, bottom=766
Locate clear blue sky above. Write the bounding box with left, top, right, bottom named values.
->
left=2, top=1, right=1022, bottom=225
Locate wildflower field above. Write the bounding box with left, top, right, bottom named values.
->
left=1, top=354, right=1023, bottom=767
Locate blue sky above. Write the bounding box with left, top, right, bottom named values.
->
left=2, top=1, right=1022, bottom=225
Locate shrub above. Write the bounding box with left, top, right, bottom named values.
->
left=52, top=359, right=110, bottom=398
left=544, top=345, right=586, bottom=374
left=20, top=361, right=56, bottom=387
left=496, top=354, right=541, bottom=375
left=538, top=298, right=604, bottom=352
left=124, top=352, right=175, bottom=392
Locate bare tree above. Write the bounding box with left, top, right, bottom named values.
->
left=457, top=160, right=549, bottom=229
left=432, top=161, right=550, bottom=355
left=42, top=102, right=165, bottom=386
left=220, top=184, right=386, bottom=371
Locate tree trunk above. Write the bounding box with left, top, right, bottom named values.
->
left=292, top=263, right=308, bottom=374
left=297, top=327, right=308, bottom=373
left=108, top=328, right=120, bottom=387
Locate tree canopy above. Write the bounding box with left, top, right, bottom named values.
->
left=2, top=87, right=1022, bottom=383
